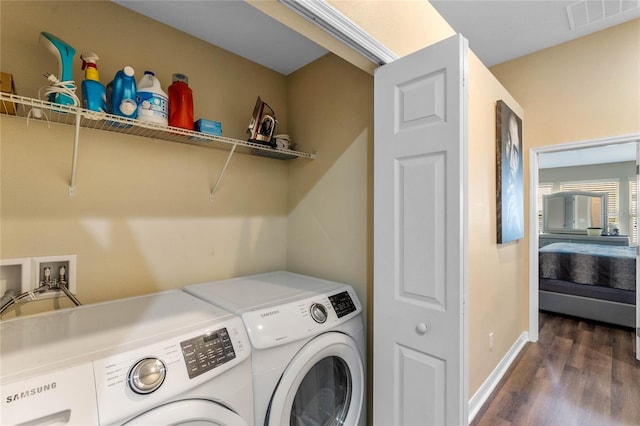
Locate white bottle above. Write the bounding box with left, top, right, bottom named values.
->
left=136, top=71, right=169, bottom=125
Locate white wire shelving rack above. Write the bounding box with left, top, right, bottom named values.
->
left=0, top=93, right=316, bottom=199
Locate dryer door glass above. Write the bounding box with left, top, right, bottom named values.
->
left=266, top=332, right=364, bottom=426
left=290, top=356, right=351, bottom=425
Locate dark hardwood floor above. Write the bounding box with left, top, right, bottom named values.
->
left=471, top=311, right=640, bottom=426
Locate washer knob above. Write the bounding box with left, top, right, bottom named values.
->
left=310, top=303, right=328, bottom=323
left=128, top=357, right=166, bottom=394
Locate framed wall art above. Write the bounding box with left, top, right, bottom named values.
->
left=496, top=100, right=523, bottom=244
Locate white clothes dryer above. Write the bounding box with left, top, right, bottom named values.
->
left=0, top=290, right=253, bottom=425
left=184, top=271, right=366, bottom=426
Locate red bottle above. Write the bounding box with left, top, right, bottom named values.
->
left=168, top=73, right=194, bottom=130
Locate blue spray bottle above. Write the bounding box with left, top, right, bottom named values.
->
left=80, top=52, right=106, bottom=114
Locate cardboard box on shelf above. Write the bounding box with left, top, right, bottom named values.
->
left=1, top=72, right=17, bottom=115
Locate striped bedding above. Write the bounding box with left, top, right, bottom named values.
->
left=539, top=242, right=635, bottom=291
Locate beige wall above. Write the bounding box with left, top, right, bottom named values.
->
left=328, top=0, right=456, bottom=57
left=286, top=53, right=372, bottom=306
left=0, top=1, right=292, bottom=316
left=491, top=19, right=640, bottom=148
left=468, top=54, right=526, bottom=395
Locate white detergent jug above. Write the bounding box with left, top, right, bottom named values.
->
left=136, top=71, right=168, bottom=125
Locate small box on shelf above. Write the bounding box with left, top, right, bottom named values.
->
left=195, top=118, right=222, bottom=136
left=0, top=72, right=17, bottom=115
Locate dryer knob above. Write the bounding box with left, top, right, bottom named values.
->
left=310, top=303, right=328, bottom=323
left=128, top=357, right=166, bottom=394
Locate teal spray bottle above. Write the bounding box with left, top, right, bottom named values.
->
left=80, top=52, right=107, bottom=114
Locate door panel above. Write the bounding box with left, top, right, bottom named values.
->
left=397, top=153, right=446, bottom=308
left=373, top=34, right=468, bottom=426
left=396, top=345, right=446, bottom=425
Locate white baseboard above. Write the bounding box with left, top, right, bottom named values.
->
left=468, top=331, right=529, bottom=423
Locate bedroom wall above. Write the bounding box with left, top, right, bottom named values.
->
left=540, top=161, right=635, bottom=183
left=540, top=161, right=636, bottom=237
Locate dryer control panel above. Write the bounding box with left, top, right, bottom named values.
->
left=242, top=285, right=362, bottom=349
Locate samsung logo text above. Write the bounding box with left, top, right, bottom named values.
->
left=5, top=382, right=57, bottom=404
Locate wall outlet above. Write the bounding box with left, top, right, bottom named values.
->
left=489, top=332, right=495, bottom=351
left=30, top=255, right=77, bottom=300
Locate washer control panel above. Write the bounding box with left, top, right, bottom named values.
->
left=180, top=327, right=236, bottom=379
left=93, top=316, right=249, bottom=426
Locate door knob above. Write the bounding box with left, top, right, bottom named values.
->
left=415, top=323, right=428, bottom=335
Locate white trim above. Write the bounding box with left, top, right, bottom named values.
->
left=629, top=143, right=640, bottom=361
left=278, top=0, right=399, bottom=65
left=528, top=132, right=640, bottom=342
left=533, top=133, right=640, bottom=154
left=468, top=331, right=529, bottom=423
left=528, top=150, right=540, bottom=342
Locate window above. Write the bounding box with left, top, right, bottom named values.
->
left=537, top=184, right=553, bottom=233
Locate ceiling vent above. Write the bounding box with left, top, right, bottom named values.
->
left=566, top=0, right=640, bottom=30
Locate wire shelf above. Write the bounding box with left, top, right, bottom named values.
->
left=1, top=92, right=315, bottom=198
left=0, top=92, right=316, bottom=160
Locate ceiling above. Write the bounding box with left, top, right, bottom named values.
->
left=114, top=0, right=640, bottom=74
left=430, top=0, right=640, bottom=67
left=113, top=0, right=328, bottom=75
left=115, top=0, right=638, bottom=166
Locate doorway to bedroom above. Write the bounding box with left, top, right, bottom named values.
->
left=528, top=134, right=640, bottom=361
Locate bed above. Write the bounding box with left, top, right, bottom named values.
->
left=539, top=242, right=636, bottom=327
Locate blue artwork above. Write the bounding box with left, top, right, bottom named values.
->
left=497, top=100, right=524, bottom=244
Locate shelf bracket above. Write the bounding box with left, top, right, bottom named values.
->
left=68, top=113, right=81, bottom=196
left=210, top=144, right=237, bottom=201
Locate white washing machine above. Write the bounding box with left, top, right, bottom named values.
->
left=0, top=290, right=253, bottom=425
left=184, top=271, right=366, bottom=426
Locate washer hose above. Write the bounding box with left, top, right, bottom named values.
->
left=0, top=283, right=81, bottom=317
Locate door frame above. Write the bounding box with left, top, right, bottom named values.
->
left=528, top=132, right=640, bottom=342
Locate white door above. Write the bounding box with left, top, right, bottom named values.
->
left=373, top=34, right=468, bottom=426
